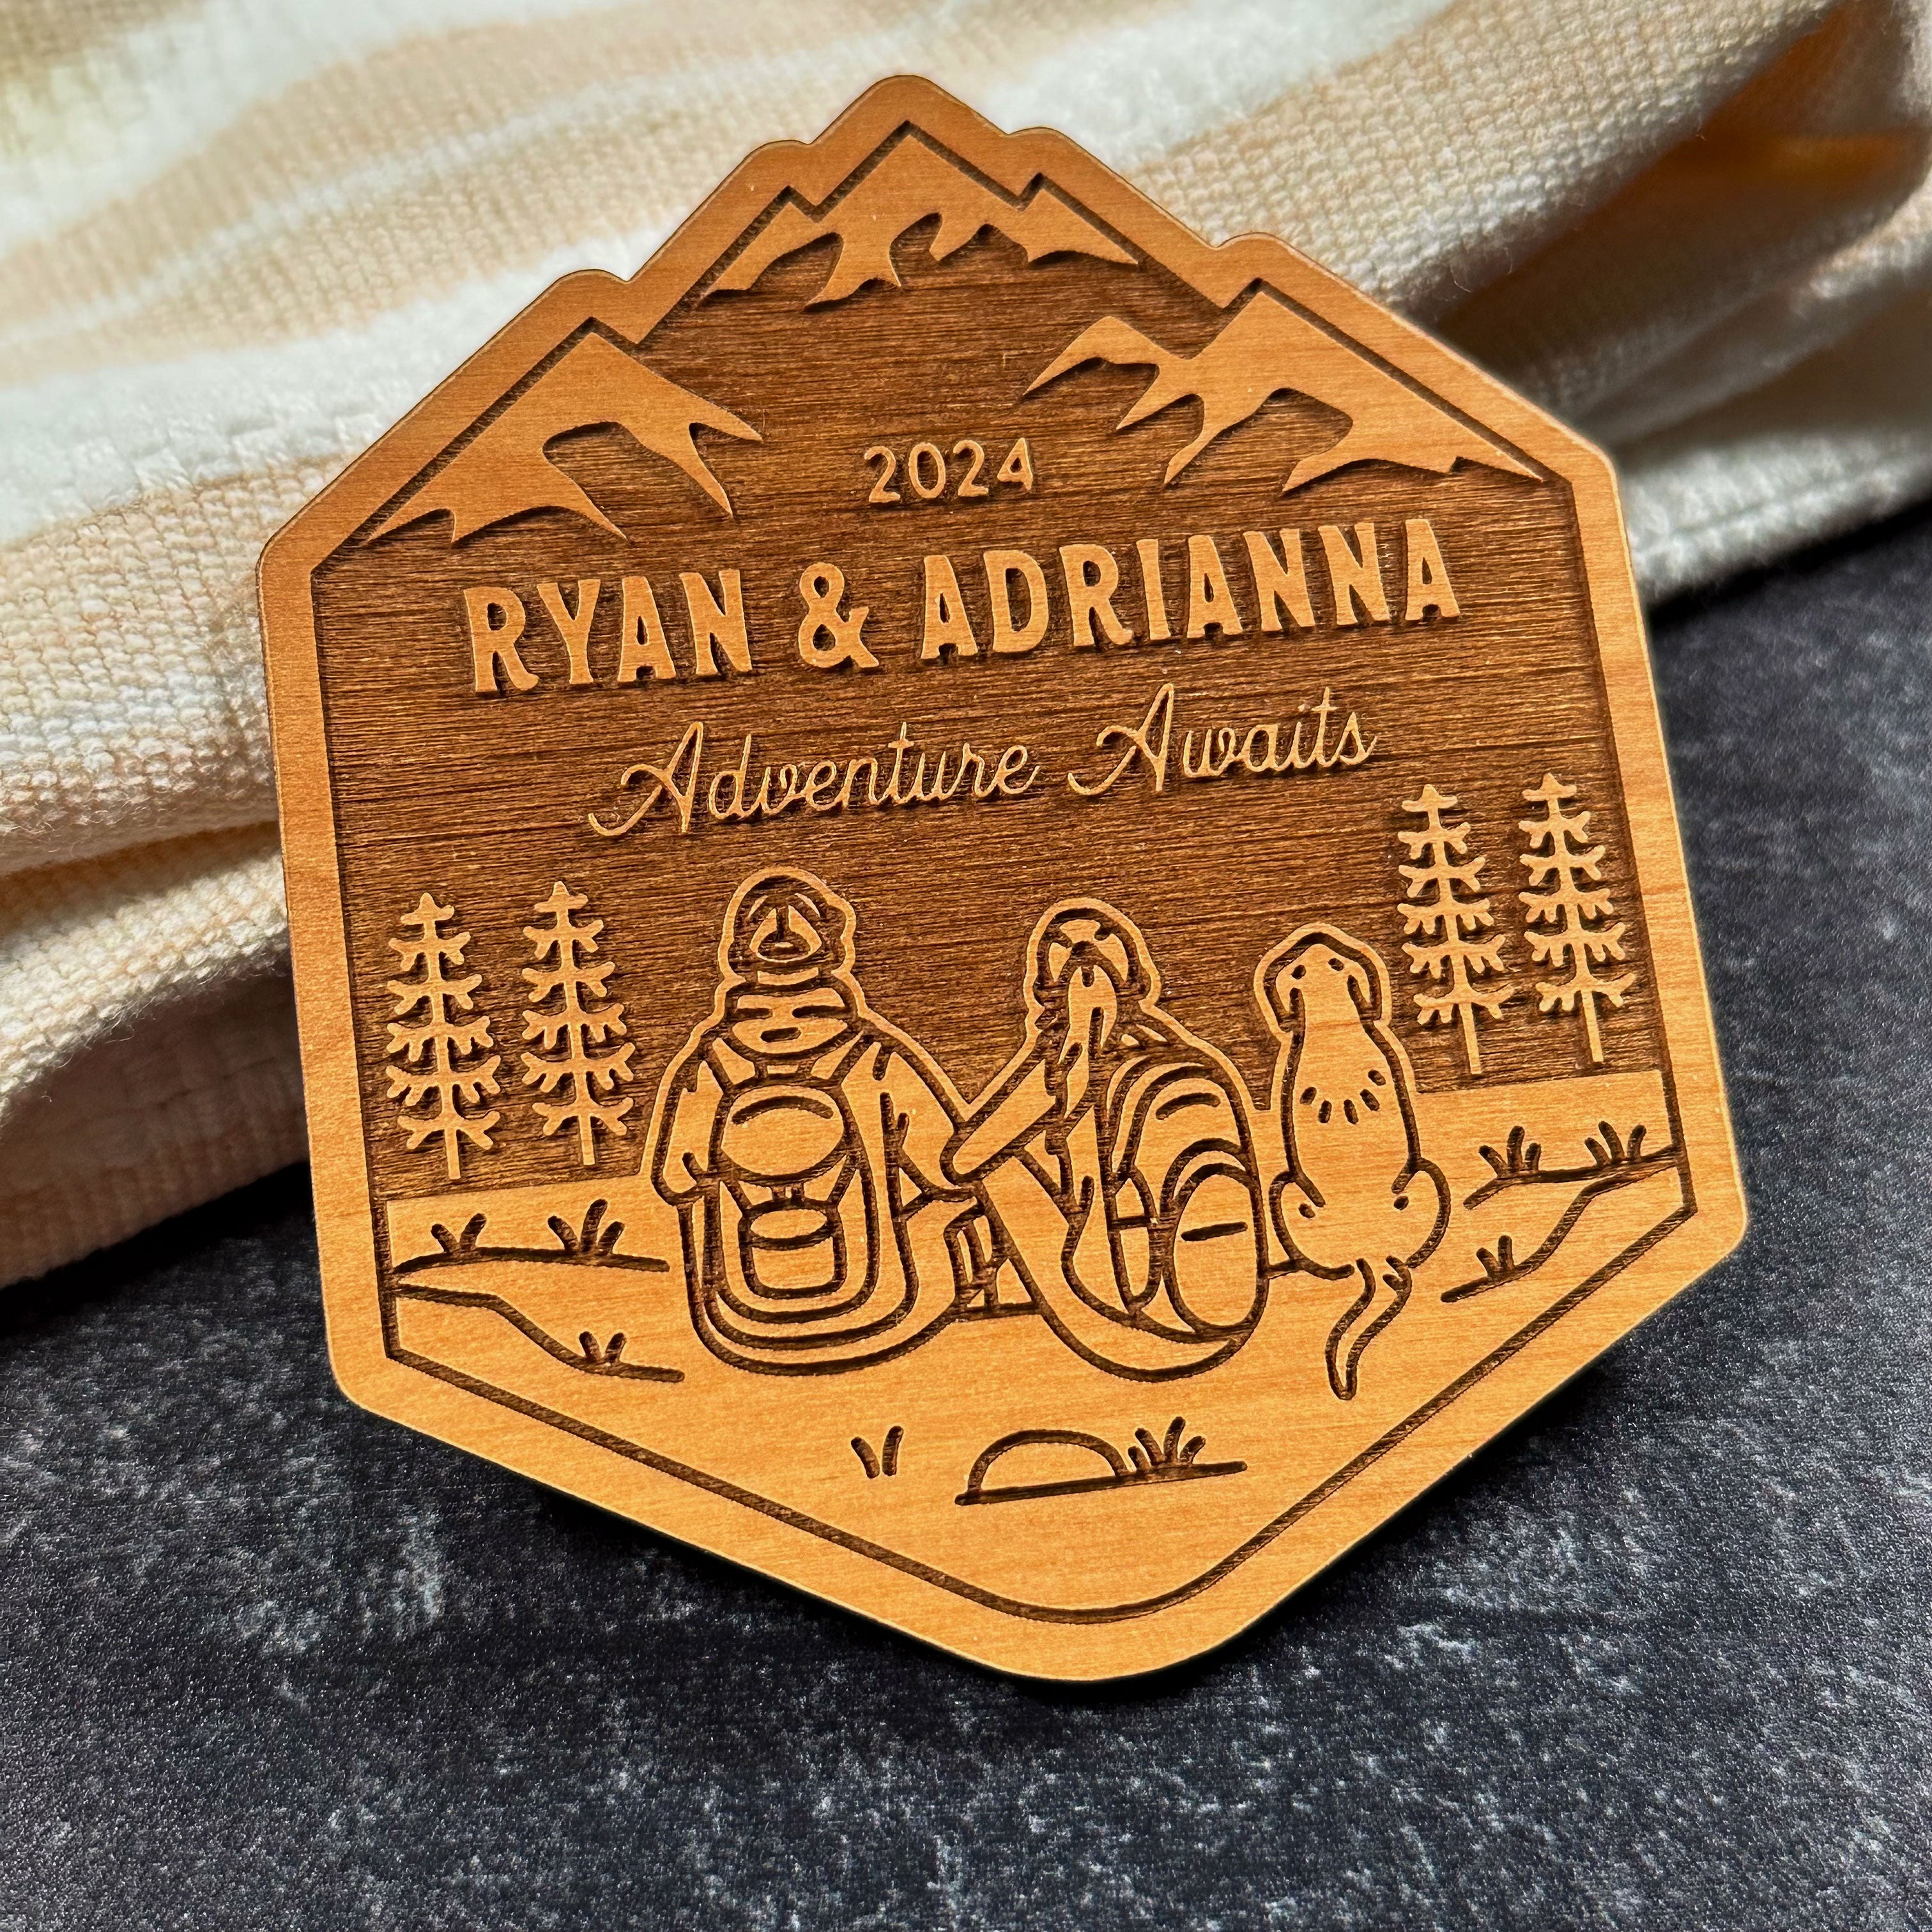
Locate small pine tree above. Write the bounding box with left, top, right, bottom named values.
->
left=1397, top=783, right=1515, bottom=1073
left=1517, top=772, right=1637, bottom=1063
left=384, top=893, right=502, bottom=1180
left=519, top=881, right=636, bottom=1165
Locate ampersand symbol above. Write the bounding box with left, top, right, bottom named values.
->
left=796, top=563, right=880, bottom=671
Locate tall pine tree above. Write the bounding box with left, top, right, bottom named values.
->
left=1397, top=783, right=1515, bottom=1073
left=519, top=881, right=636, bottom=1165
left=384, top=893, right=502, bottom=1180
left=1517, top=772, right=1637, bottom=1063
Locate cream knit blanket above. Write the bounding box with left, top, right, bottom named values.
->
left=3, top=0, right=1927, bottom=1285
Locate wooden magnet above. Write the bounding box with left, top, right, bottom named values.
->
left=259, top=76, right=1744, bottom=1679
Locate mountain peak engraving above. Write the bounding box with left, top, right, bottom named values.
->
left=374, top=334, right=759, bottom=542
left=1029, top=291, right=1535, bottom=493
left=706, top=135, right=1135, bottom=309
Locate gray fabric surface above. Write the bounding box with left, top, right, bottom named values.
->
left=3, top=502, right=1929, bottom=1931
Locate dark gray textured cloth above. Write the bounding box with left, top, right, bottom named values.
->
left=3, top=505, right=1929, bottom=1932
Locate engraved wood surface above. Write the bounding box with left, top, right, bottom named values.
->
left=259, top=76, right=1744, bottom=1679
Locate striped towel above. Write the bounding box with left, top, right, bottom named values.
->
left=3, top=0, right=1928, bottom=1286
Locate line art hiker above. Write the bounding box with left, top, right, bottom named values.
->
left=647, top=868, right=995, bottom=1373
left=945, top=901, right=1268, bottom=1379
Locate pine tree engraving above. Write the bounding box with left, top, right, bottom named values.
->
left=1397, top=783, right=1515, bottom=1074
left=519, top=881, right=636, bottom=1165
left=1518, top=772, right=1637, bottom=1063
left=383, top=893, right=502, bottom=1180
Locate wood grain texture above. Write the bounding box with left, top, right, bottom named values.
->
left=257, top=75, right=1744, bottom=1680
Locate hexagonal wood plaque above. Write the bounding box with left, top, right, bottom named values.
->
left=259, top=77, right=1744, bottom=1678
